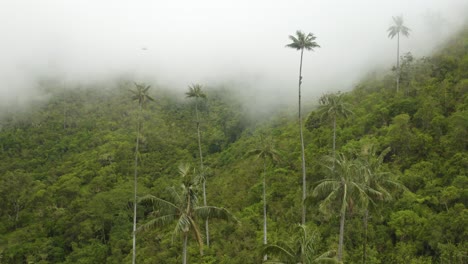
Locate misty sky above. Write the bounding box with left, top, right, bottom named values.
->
left=1, top=0, right=467, bottom=107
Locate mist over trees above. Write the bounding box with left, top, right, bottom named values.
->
left=0, top=12, right=467, bottom=264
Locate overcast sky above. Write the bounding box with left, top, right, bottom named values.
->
left=0, top=0, right=467, bottom=108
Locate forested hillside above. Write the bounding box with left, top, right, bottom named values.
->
left=0, top=27, right=467, bottom=263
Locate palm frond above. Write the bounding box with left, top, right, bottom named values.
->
left=286, top=30, right=320, bottom=52
left=313, top=252, right=340, bottom=264
left=348, top=183, right=374, bottom=209
left=172, top=214, right=191, bottom=243
left=186, top=84, right=206, bottom=99
left=178, top=163, right=192, bottom=178
left=319, top=189, right=341, bottom=215
left=195, top=206, right=237, bottom=222
left=387, top=27, right=398, bottom=38
left=318, top=92, right=353, bottom=122
left=130, top=82, right=154, bottom=106
left=388, top=15, right=410, bottom=39
left=265, top=225, right=335, bottom=264
left=137, top=214, right=176, bottom=233
left=313, top=180, right=341, bottom=197
left=263, top=243, right=295, bottom=262
left=138, top=194, right=178, bottom=212
left=166, top=186, right=183, bottom=206
left=146, top=94, right=155, bottom=102
left=401, top=26, right=410, bottom=37
left=392, top=16, right=402, bottom=25
left=246, top=148, right=263, bottom=160
left=247, top=136, right=282, bottom=164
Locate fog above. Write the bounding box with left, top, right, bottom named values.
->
left=0, top=0, right=467, bottom=109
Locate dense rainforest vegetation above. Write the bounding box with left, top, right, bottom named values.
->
left=0, top=27, right=467, bottom=263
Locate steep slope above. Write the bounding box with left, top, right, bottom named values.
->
left=0, top=27, right=467, bottom=263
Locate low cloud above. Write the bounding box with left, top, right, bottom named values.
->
left=0, top=0, right=466, bottom=110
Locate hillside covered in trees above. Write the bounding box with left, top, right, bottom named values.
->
left=0, top=27, right=467, bottom=264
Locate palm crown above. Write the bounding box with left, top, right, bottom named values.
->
left=387, top=16, right=410, bottom=39
left=314, top=154, right=378, bottom=215
left=138, top=164, right=235, bottom=256
left=318, top=92, right=353, bottom=121
left=264, top=224, right=338, bottom=264
left=130, top=82, right=155, bottom=106
left=247, top=136, right=281, bottom=164
left=186, top=84, right=207, bottom=99
left=286, top=30, right=320, bottom=51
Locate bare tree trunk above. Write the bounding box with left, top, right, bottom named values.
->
left=132, top=103, right=142, bottom=264
left=183, top=233, right=188, bottom=264
left=195, top=100, right=210, bottom=247
left=263, top=159, right=268, bottom=261
left=298, top=48, right=307, bottom=225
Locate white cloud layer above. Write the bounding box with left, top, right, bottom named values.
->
left=0, top=0, right=467, bottom=107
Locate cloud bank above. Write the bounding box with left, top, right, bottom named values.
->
left=0, top=0, right=467, bottom=108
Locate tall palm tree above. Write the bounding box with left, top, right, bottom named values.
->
left=185, top=84, right=210, bottom=246
left=129, top=82, right=154, bottom=264
left=388, top=16, right=410, bottom=93
left=263, top=224, right=338, bottom=264
left=317, top=92, right=353, bottom=161
left=313, top=153, right=380, bottom=262
left=358, top=145, right=404, bottom=264
left=138, top=164, right=236, bottom=264
left=247, top=135, right=281, bottom=261
left=286, top=30, right=320, bottom=225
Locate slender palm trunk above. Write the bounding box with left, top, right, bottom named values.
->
left=302, top=247, right=306, bottom=264
left=298, top=48, right=307, bottom=225
left=263, top=159, right=268, bottom=261
left=333, top=116, right=336, bottom=161
left=183, top=233, right=188, bottom=264
left=132, top=103, right=142, bottom=264
left=363, top=209, right=369, bottom=264
left=444, top=85, right=447, bottom=112
left=195, top=100, right=209, bottom=247
left=63, top=102, right=67, bottom=130
left=396, top=32, right=400, bottom=93
left=338, top=209, right=346, bottom=261
left=63, top=83, right=67, bottom=130
left=338, top=182, right=347, bottom=261
left=13, top=200, right=20, bottom=228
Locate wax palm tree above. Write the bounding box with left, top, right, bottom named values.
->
left=317, top=92, right=353, bottom=161
left=388, top=16, right=411, bottom=92
left=185, top=84, right=210, bottom=246
left=138, top=164, right=236, bottom=264
left=247, top=135, right=281, bottom=261
left=263, top=224, right=338, bottom=264
left=129, top=82, right=154, bottom=264
left=358, top=145, right=404, bottom=264
left=313, top=153, right=380, bottom=262
left=286, top=30, right=320, bottom=225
